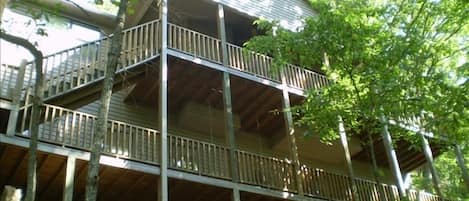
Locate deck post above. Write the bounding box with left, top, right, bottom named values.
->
left=455, top=144, right=469, bottom=191
left=158, top=0, right=169, bottom=201
left=379, top=113, right=406, bottom=198
left=419, top=133, right=443, bottom=197
left=338, top=116, right=358, bottom=200
left=232, top=187, right=240, bottom=201
left=280, top=71, right=304, bottom=195
left=63, top=156, right=76, bottom=201
left=6, top=60, right=27, bottom=136
left=217, top=4, right=240, bottom=184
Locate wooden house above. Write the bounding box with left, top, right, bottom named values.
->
left=0, top=0, right=449, bottom=200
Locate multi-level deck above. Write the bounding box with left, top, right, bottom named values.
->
left=0, top=2, right=448, bottom=201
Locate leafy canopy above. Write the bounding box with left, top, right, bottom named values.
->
left=246, top=0, right=468, bottom=143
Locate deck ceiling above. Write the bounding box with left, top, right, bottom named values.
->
left=0, top=143, right=282, bottom=201
left=352, top=135, right=445, bottom=172
left=125, top=57, right=304, bottom=137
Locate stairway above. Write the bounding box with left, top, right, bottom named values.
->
left=17, top=19, right=161, bottom=107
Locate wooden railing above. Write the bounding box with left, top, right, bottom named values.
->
left=237, top=150, right=297, bottom=192
left=168, top=23, right=222, bottom=63
left=14, top=103, right=448, bottom=201
left=18, top=104, right=160, bottom=164
left=168, top=135, right=231, bottom=179
left=2, top=20, right=328, bottom=102
left=408, top=189, right=448, bottom=201
left=16, top=19, right=161, bottom=100
left=226, top=44, right=280, bottom=82
left=0, top=64, right=22, bottom=100
left=284, top=63, right=329, bottom=90
left=301, top=166, right=353, bottom=200
left=166, top=23, right=329, bottom=92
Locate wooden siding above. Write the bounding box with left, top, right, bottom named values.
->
left=75, top=89, right=393, bottom=184
left=217, top=0, right=316, bottom=31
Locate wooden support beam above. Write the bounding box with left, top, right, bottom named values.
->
left=279, top=68, right=303, bottom=195
left=63, top=156, right=76, bottom=201
left=419, top=134, right=442, bottom=197
left=379, top=113, right=406, bottom=198
left=218, top=3, right=240, bottom=185
left=158, top=0, right=169, bottom=200
left=232, top=187, right=240, bottom=201
left=6, top=60, right=27, bottom=136
left=338, top=116, right=358, bottom=201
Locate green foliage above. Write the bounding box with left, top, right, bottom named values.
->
left=246, top=0, right=468, bottom=143
left=412, top=145, right=469, bottom=200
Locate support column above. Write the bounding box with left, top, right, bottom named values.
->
left=158, top=0, right=169, bottom=201
left=63, top=156, right=76, bottom=201
left=338, top=116, right=358, bottom=200
left=379, top=113, right=406, bottom=198
left=280, top=71, right=304, bottom=195
left=419, top=134, right=442, bottom=197
left=455, top=144, right=469, bottom=191
left=216, top=4, right=239, bottom=186
left=7, top=60, right=27, bottom=136
left=232, top=187, right=240, bottom=201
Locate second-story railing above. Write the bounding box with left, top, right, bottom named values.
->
left=168, top=23, right=222, bottom=63
left=13, top=103, right=449, bottom=201
left=166, top=23, right=329, bottom=91
left=1, top=19, right=327, bottom=102
left=0, top=19, right=161, bottom=101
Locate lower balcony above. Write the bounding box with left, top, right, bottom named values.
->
left=6, top=104, right=447, bottom=201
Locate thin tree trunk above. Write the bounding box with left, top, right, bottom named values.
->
left=455, top=144, right=469, bottom=191
left=367, top=132, right=386, bottom=200
left=84, top=1, right=127, bottom=201
left=0, top=32, right=44, bottom=201
left=0, top=0, right=8, bottom=21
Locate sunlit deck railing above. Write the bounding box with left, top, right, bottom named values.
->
left=1, top=19, right=327, bottom=102
left=13, top=104, right=449, bottom=201
left=0, top=19, right=161, bottom=101
left=167, top=23, right=329, bottom=91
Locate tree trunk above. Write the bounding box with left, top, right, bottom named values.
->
left=455, top=144, right=469, bottom=191
left=367, top=132, right=386, bottom=200
left=0, top=32, right=44, bottom=201
left=83, top=1, right=127, bottom=201
left=0, top=0, right=8, bottom=21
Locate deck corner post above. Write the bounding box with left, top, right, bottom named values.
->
left=63, top=156, right=76, bottom=201
left=419, top=133, right=443, bottom=197
left=158, top=0, right=169, bottom=201
left=379, top=113, right=406, bottom=198
left=338, top=116, right=358, bottom=200
left=216, top=3, right=239, bottom=183
left=232, top=187, right=241, bottom=201
left=280, top=69, right=304, bottom=195
left=6, top=60, right=27, bottom=136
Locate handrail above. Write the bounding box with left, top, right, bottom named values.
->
left=18, top=104, right=160, bottom=164
left=236, top=149, right=297, bottom=192
left=18, top=19, right=161, bottom=100
left=14, top=103, right=449, bottom=201
left=166, top=23, right=329, bottom=91
left=168, top=23, right=222, bottom=63
left=168, top=134, right=231, bottom=179
left=226, top=43, right=280, bottom=82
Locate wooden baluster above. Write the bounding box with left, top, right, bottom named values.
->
left=195, top=33, right=200, bottom=57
